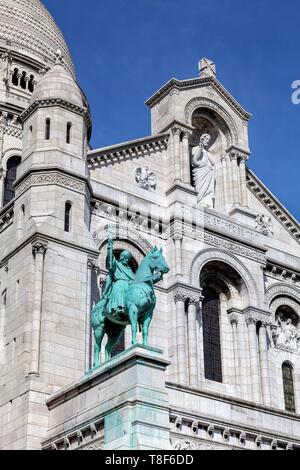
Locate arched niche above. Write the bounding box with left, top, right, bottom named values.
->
left=190, top=248, right=258, bottom=307
left=3, top=155, right=22, bottom=206
left=270, top=297, right=300, bottom=353
left=200, top=260, right=248, bottom=310
left=185, top=97, right=240, bottom=147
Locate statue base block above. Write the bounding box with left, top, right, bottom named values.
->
left=42, top=345, right=171, bottom=450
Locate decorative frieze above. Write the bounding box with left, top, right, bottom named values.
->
left=15, top=172, right=86, bottom=198
left=42, top=420, right=104, bottom=451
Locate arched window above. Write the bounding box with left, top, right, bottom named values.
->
left=28, top=75, right=35, bottom=93
left=12, top=68, right=19, bottom=86
left=45, top=118, right=51, bottom=140
left=66, top=122, right=72, bottom=144
left=3, top=156, right=22, bottom=206
left=20, top=71, right=27, bottom=90
left=202, top=287, right=223, bottom=383
left=282, top=362, right=296, bottom=413
left=64, top=202, right=72, bottom=232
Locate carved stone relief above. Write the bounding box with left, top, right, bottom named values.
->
left=135, top=167, right=157, bottom=191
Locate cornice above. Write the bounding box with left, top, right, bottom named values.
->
left=247, top=169, right=300, bottom=243
left=87, top=133, right=169, bottom=169
left=145, top=76, right=251, bottom=121
left=20, top=98, right=92, bottom=131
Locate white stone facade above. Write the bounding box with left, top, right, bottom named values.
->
left=0, top=0, right=299, bottom=451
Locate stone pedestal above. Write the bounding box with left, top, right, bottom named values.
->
left=42, top=346, right=171, bottom=451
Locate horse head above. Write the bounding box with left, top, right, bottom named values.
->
left=148, top=246, right=170, bottom=275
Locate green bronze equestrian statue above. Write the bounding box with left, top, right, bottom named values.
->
left=91, top=237, right=170, bottom=367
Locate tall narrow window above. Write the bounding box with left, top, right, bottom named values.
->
left=64, top=202, right=72, bottom=232
left=4, top=156, right=22, bottom=206
left=12, top=68, right=19, bottom=86
left=66, top=122, right=72, bottom=144
left=20, top=71, right=27, bottom=90
left=282, top=362, right=296, bottom=413
left=45, top=118, right=51, bottom=140
left=28, top=75, right=35, bottom=93
left=202, top=287, right=223, bottom=383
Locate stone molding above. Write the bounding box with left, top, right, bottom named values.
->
left=88, top=134, right=169, bottom=169
left=173, top=285, right=202, bottom=304
left=32, top=241, right=48, bottom=257
left=247, top=170, right=300, bottom=242
left=0, top=205, right=14, bottom=234
left=170, top=413, right=299, bottom=451
left=266, top=283, right=300, bottom=305
left=190, top=248, right=262, bottom=307
left=270, top=297, right=300, bottom=318
left=185, top=96, right=240, bottom=146
left=15, top=171, right=86, bottom=198
left=20, top=98, right=92, bottom=131
left=244, top=309, right=272, bottom=327
left=42, top=420, right=104, bottom=451
left=265, top=263, right=299, bottom=287
left=145, top=76, right=251, bottom=121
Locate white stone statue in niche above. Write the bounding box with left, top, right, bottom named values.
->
left=274, top=317, right=298, bottom=352
left=192, top=134, right=216, bottom=208
left=135, top=166, right=156, bottom=191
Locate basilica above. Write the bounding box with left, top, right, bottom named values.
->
left=0, top=0, right=300, bottom=451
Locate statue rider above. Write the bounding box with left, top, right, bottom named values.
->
left=100, top=238, right=135, bottom=321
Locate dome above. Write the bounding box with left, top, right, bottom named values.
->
left=0, top=0, right=75, bottom=75
left=30, top=62, right=83, bottom=107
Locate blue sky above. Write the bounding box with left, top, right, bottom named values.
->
left=44, top=0, right=300, bottom=220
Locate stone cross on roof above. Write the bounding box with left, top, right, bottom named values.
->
left=198, top=58, right=216, bottom=78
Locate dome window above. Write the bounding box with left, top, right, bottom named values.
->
left=45, top=119, right=51, bottom=141
left=12, top=69, right=19, bottom=87
left=28, top=75, right=35, bottom=93
left=64, top=202, right=72, bottom=233
left=66, top=122, right=72, bottom=144
left=20, top=72, right=27, bottom=90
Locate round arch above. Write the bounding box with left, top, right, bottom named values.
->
left=184, top=97, right=240, bottom=147
left=190, top=248, right=260, bottom=307
left=2, top=148, right=22, bottom=171
left=266, top=283, right=300, bottom=305
left=93, top=224, right=153, bottom=270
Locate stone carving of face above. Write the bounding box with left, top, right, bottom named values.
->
left=119, top=251, right=131, bottom=266
left=200, top=134, right=211, bottom=148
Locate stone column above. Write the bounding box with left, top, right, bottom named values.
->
left=0, top=169, right=6, bottom=208
left=172, top=127, right=182, bottom=183
left=229, top=313, right=239, bottom=386
left=196, top=300, right=204, bottom=381
left=173, top=235, right=182, bottom=277
left=221, top=155, right=228, bottom=211
left=230, top=152, right=240, bottom=206
left=86, top=259, right=98, bottom=371
left=174, top=288, right=187, bottom=385
left=28, top=241, right=47, bottom=377
left=187, top=295, right=200, bottom=388
left=258, top=322, right=272, bottom=406
left=239, top=156, right=248, bottom=207
left=182, top=131, right=192, bottom=185
left=246, top=315, right=261, bottom=403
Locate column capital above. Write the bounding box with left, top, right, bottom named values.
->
left=171, top=126, right=181, bottom=137
left=32, top=241, right=48, bottom=257
left=174, top=287, right=189, bottom=303
left=229, top=313, right=239, bottom=325
left=227, top=145, right=250, bottom=161
left=87, top=258, right=99, bottom=271
left=173, top=285, right=203, bottom=304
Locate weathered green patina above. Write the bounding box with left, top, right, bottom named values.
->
left=91, top=237, right=170, bottom=367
